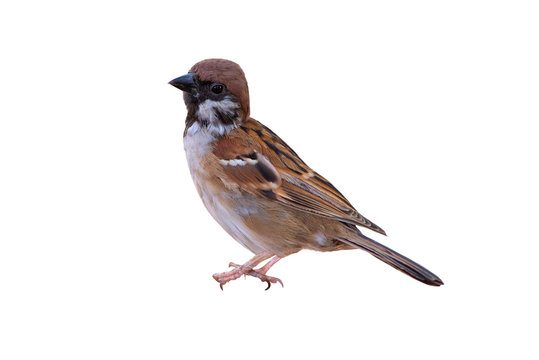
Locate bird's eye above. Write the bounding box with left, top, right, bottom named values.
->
left=211, top=83, right=224, bottom=94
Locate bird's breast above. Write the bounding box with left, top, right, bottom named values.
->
left=182, top=127, right=336, bottom=256
left=183, top=129, right=267, bottom=253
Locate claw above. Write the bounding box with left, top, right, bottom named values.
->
left=212, top=254, right=284, bottom=290
left=263, top=277, right=283, bottom=290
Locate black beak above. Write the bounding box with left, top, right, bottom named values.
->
left=169, top=73, right=197, bottom=93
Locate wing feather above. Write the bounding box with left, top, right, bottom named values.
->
left=214, top=119, right=387, bottom=236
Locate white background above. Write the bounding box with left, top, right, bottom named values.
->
left=1, top=1, right=538, bottom=359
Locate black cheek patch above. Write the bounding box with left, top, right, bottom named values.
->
left=214, top=108, right=237, bottom=126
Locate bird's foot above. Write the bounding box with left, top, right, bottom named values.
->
left=227, top=262, right=283, bottom=290
left=212, top=254, right=283, bottom=290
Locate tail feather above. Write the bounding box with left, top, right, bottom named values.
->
left=339, top=232, right=444, bottom=286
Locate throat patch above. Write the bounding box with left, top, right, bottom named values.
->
left=186, top=98, right=241, bottom=136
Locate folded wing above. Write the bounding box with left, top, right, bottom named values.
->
left=214, top=119, right=386, bottom=236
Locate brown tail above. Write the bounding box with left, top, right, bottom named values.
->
left=339, top=232, right=444, bottom=286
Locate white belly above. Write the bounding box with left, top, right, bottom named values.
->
left=183, top=128, right=265, bottom=254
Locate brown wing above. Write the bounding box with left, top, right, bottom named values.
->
left=213, top=119, right=386, bottom=236
left=217, top=152, right=282, bottom=193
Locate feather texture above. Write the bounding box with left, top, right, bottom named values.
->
left=173, top=58, right=443, bottom=287
left=213, top=119, right=387, bottom=236
left=338, top=231, right=443, bottom=286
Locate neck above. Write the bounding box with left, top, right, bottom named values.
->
left=184, top=97, right=241, bottom=137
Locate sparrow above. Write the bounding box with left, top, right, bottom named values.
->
left=169, top=59, right=443, bottom=289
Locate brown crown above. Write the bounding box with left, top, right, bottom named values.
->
left=189, top=59, right=250, bottom=120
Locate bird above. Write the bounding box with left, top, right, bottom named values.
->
left=169, top=58, right=443, bottom=290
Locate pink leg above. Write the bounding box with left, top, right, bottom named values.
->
left=230, top=256, right=283, bottom=290
left=213, top=253, right=284, bottom=290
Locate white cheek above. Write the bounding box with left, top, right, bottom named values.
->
left=196, top=102, right=216, bottom=122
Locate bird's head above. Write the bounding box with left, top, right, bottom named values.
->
left=170, top=59, right=250, bottom=136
